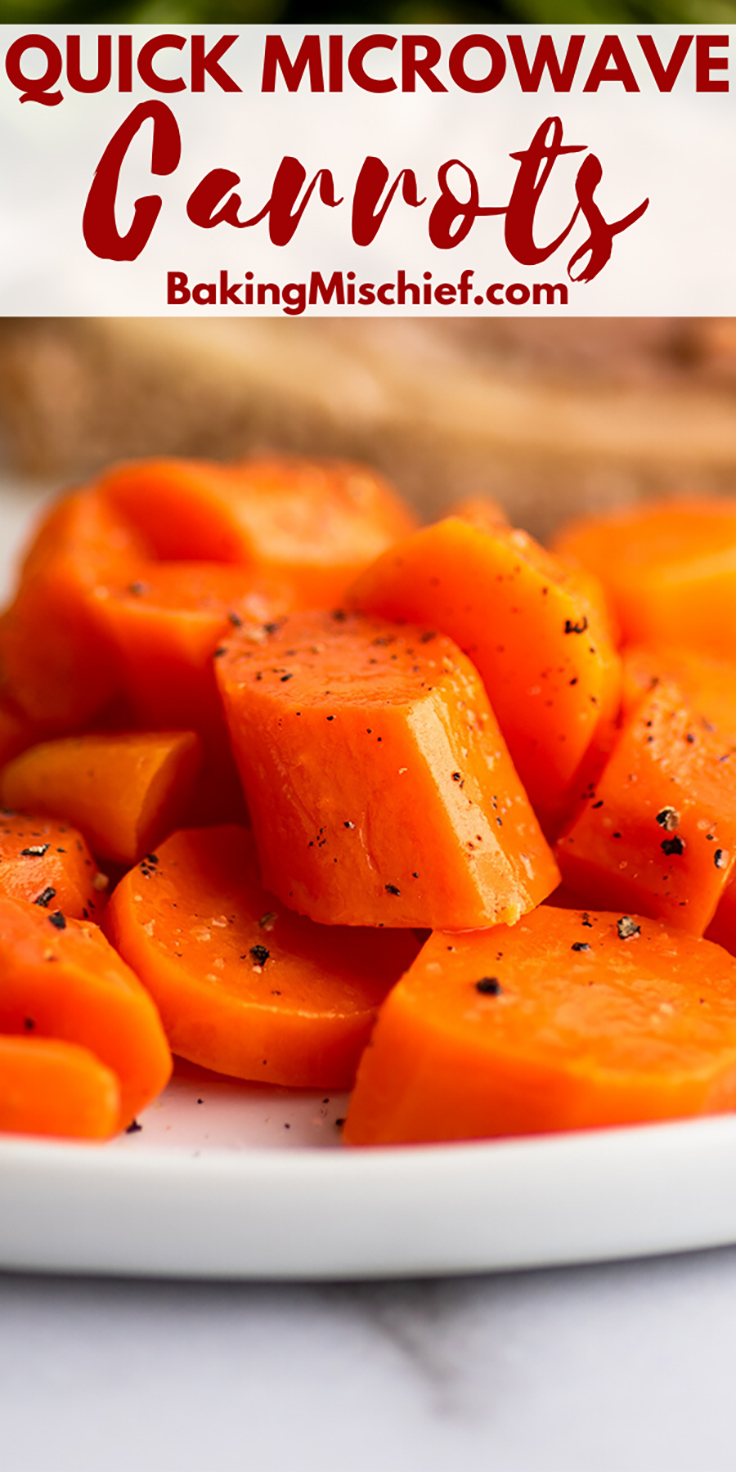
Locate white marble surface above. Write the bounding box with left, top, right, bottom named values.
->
left=2, top=1248, right=736, bottom=1472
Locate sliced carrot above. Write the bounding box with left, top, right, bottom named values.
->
left=344, top=907, right=736, bottom=1145
left=216, top=609, right=559, bottom=929
left=622, top=644, right=736, bottom=734
left=348, top=516, right=621, bottom=836
left=0, top=1036, right=120, bottom=1140
left=95, top=457, right=259, bottom=563
left=552, top=497, right=736, bottom=656
left=0, top=699, right=39, bottom=766
left=0, top=489, right=149, bottom=728
left=91, top=561, right=293, bottom=739
left=221, top=457, right=420, bottom=607
left=0, top=894, right=172, bottom=1130
left=442, top=494, right=509, bottom=529
left=0, top=731, right=202, bottom=865
left=556, top=679, right=736, bottom=935
left=98, top=456, right=419, bottom=608
left=106, top=825, right=422, bottom=1088
left=0, top=814, right=105, bottom=920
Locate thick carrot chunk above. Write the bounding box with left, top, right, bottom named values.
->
left=552, top=497, right=736, bottom=657
left=344, top=907, right=736, bottom=1145
left=97, top=456, right=418, bottom=608
left=227, top=458, right=419, bottom=607
left=0, top=895, right=172, bottom=1130
left=0, top=1036, right=120, bottom=1140
left=0, top=490, right=149, bottom=728
left=0, top=814, right=104, bottom=920
left=556, top=680, right=736, bottom=935
left=0, top=731, right=202, bottom=865
left=216, top=610, right=559, bottom=929
left=91, top=561, right=292, bottom=739
left=348, top=517, right=621, bottom=836
left=622, top=644, right=736, bottom=733
left=106, top=826, right=421, bottom=1089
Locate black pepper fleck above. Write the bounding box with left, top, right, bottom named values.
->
left=564, top=617, right=589, bottom=635
left=250, top=944, right=270, bottom=965
left=475, top=977, right=502, bottom=995
left=715, top=849, right=729, bottom=869
left=385, top=884, right=401, bottom=896
left=571, top=942, right=592, bottom=953
left=34, top=886, right=56, bottom=908
left=48, top=911, right=66, bottom=930
left=656, top=807, right=680, bottom=832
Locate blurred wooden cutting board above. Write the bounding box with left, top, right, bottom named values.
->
left=0, top=316, right=735, bottom=536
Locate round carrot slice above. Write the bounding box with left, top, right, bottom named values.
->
left=0, top=1036, right=120, bottom=1140
left=106, top=825, right=422, bottom=1089
left=0, top=894, right=172, bottom=1130
left=345, top=906, right=736, bottom=1145
left=0, top=814, right=105, bottom=920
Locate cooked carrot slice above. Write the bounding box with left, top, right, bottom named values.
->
left=0, top=490, right=149, bottom=728
left=348, top=517, right=621, bottom=836
left=556, top=679, right=736, bottom=935
left=0, top=895, right=172, bottom=1129
left=106, top=826, right=422, bottom=1089
left=0, top=814, right=104, bottom=920
left=95, top=458, right=256, bottom=562
left=0, top=699, right=38, bottom=766
left=622, top=644, right=736, bottom=734
left=91, top=561, right=293, bottom=739
left=216, top=609, right=559, bottom=929
left=344, top=906, right=736, bottom=1145
left=552, top=497, right=736, bottom=656
left=98, top=456, right=419, bottom=609
left=442, top=494, right=509, bottom=529
left=230, top=458, right=419, bottom=606
left=0, top=1036, right=120, bottom=1140
left=0, top=731, right=202, bottom=865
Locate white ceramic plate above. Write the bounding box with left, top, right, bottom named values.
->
left=3, top=482, right=736, bottom=1281
left=4, top=1071, right=736, bottom=1278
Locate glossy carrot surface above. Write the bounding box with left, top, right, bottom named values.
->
left=345, top=907, right=736, bottom=1145
left=216, top=609, right=559, bottom=929
left=106, top=825, right=421, bottom=1088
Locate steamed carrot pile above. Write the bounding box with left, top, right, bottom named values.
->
left=4, top=461, right=736, bottom=1146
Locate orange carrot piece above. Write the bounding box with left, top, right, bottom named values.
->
left=348, top=516, right=621, bottom=836
left=556, top=679, right=736, bottom=935
left=95, top=457, right=259, bottom=563
left=344, top=907, right=736, bottom=1145
left=0, top=699, right=39, bottom=766
left=442, top=494, right=509, bottom=529
left=216, top=609, right=559, bottom=929
left=552, top=497, right=736, bottom=657
left=0, top=814, right=105, bottom=920
left=223, top=457, right=419, bottom=607
left=91, top=561, right=293, bottom=739
left=0, top=731, right=202, bottom=865
left=0, top=894, right=172, bottom=1130
left=98, top=456, right=419, bottom=608
left=0, top=1036, right=120, bottom=1140
left=0, top=489, right=149, bottom=728
left=106, top=826, right=422, bottom=1089
left=622, top=644, right=736, bottom=733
